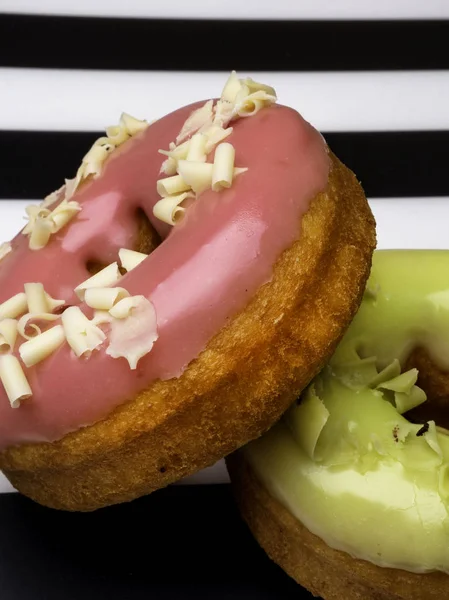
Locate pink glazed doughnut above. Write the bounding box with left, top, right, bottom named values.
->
left=0, top=75, right=375, bottom=510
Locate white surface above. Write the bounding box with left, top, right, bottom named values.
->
left=1, top=196, right=448, bottom=492
left=1, top=0, right=449, bottom=19
left=1, top=69, right=449, bottom=132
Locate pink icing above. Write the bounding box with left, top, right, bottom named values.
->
left=0, top=102, right=329, bottom=449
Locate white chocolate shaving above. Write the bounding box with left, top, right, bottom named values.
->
left=160, top=157, right=178, bottom=176
left=84, top=287, right=129, bottom=311
left=212, top=143, right=235, bottom=191
left=91, top=310, right=113, bottom=327
left=213, top=99, right=235, bottom=129
left=242, top=76, right=276, bottom=97
left=82, top=143, right=114, bottom=179
left=40, top=183, right=66, bottom=209
left=44, top=292, right=65, bottom=313
left=24, top=283, right=48, bottom=314
left=17, top=312, right=60, bottom=340
left=203, top=125, right=233, bottom=154
left=235, top=90, right=277, bottom=118
left=221, top=71, right=242, bottom=103
left=0, top=293, right=28, bottom=320
left=49, top=200, right=81, bottom=234
left=120, top=112, right=148, bottom=136
left=106, top=296, right=158, bottom=369
left=156, top=174, right=191, bottom=197
left=19, top=325, right=65, bottom=368
left=118, top=248, right=148, bottom=272
left=0, top=242, right=12, bottom=262
left=177, top=161, right=213, bottom=195
left=75, top=263, right=121, bottom=300
left=176, top=100, right=213, bottom=145
left=0, top=354, right=32, bottom=408
left=22, top=196, right=81, bottom=250
left=0, top=319, right=18, bottom=354
left=29, top=216, right=53, bottom=250
left=105, top=124, right=129, bottom=146
left=22, top=205, right=51, bottom=236
left=62, top=306, right=106, bottom=357
left=186, top=133, right=207, bottom=162
left=159, top=140, right=191, bottom=161
left=152, top=192, right=194, bottom=227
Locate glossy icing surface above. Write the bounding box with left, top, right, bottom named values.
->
left=245, top=250, right=449, bottom=573
left=0, top=103, right=329, bottom=449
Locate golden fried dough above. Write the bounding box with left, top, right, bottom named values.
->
left=226, top=453, right=449, bottom=600
left=0, top=152, right=375, bottom=511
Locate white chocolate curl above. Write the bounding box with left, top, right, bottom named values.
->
left=0, top=242, right=12, bottom=262
left=176, top=100, right=213, bottom=145
left=177, top=161, right=213, bottom=195
left=17, top=312, right=60, bottom=340
left=62, top=306, right=106, bottom=357
left=0, top=319, right=18, bottom=354
left=221, top=70, right=242, bottom=103
left=19, top=325, right=66, bottom=368
left=84, top=287, right=129, bottom=311
left=156, top=174, right=190, bottom=197
left=118, top=248, right=148, bottom=272
left=0, top=354, right=32, bottom=408
left=153, top=192, right=194, bottom=226
left=22, top=199, right=81, bottom=250
left=120, top=112, right=148, bottom=136
left=24, top=283, right=49, bottom=314
left=186, top=133, right=207, bottom=162
left=75, top=263, right=121, bottom=300
left=106, top=296, right=158, bottom=369
left=0, top=293, right=28, bottom=320
left=203, top=125, right=233, bottom=154
left=212, top=143, right=236, bottom=191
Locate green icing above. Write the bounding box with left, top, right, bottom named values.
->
left=333, top=250, right=449, bottom=371
left=243, top=250, right=449, bottom=573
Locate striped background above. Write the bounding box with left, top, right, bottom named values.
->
left=0, top=4, right=448, bottom=495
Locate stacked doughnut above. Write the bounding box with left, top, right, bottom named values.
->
left=0, top=73, right=374, bottom=511
left=228, top=250, right=449, bottom=600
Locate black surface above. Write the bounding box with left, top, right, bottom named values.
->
left=0, top=485, right=313, bottom=600
left=1, top=129, right=448, bottom=199
left=1, top=14, right=449, bottom=71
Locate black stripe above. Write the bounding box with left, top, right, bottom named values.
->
left=0, top=485, right=309, bottom=599
left=0, top=130, right=447, bottom=199
left=1, top=14, right=449, bottom=70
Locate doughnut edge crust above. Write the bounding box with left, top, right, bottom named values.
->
left=0, top=152, right=375, bottom=511
left=226, top=453, right=449, bottom=600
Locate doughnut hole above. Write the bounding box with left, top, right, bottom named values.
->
left=85, top=207, right=161, bottom=276
left=405, top=347, right=449, bottom=430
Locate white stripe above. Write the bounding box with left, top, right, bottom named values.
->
left=2, top=198, right=448, bottom=248
left=1, top=0, right=449, bottom=19
left=0, top=196, right=448, bottom=493
left=1, top=69, right=449, bottom=133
